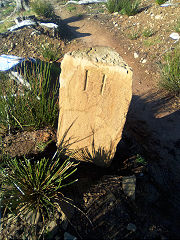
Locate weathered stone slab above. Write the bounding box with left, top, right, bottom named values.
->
left=57, top=47, right=132, bottom=166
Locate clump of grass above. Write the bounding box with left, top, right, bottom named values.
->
left=106, top=0, right=140, bottom=16
left=0, top=20, right=14, bottom=33
left=155, top=0, right=167, bottom=5
left=31, top=0, right=55, bottom=18
left=41, top=43, right=62, bottom=62
left=143, top=37, right=160, bottom=46
left=67, top=5, right=77, bottom=12
left=0, top=61, right=60, bottom=132
left=0, top=150, right=79, bottom=239
left=136, top=154, right=147, bottom=165
left=127, top=29, right=140, bottom=40
left=175, top=19, right=180, bottom=33
left=0, top=2, right=15, bottom=20
left=159, top=47, right=180, bottom=96
left=142, top=28, right=154, bottom=38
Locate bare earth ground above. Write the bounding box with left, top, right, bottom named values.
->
left=0, top=0, right=180, bottom=239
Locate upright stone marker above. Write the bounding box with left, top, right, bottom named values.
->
left=57, top=47, right=132, bottom=166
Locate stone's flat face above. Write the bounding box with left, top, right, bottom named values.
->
left=57, top=47, right=132, bottom=166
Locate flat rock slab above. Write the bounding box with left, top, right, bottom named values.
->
left=57, top=47, right=132, bottom=166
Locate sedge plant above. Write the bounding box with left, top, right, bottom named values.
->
left=0, top=61, right=59, bottom=132
left=0, top=149, right=79, bottom=239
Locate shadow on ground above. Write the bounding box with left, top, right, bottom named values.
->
left=54, top=14, right=91, bottom=41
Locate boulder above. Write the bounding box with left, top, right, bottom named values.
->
left=57, top=47, right=132, bottom=166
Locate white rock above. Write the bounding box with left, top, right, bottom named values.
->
left=155, top=15, right=163, bottom=20
left=142, top=59, right=147, bottom=64
left=169, top=32, right=180, bottom=41
left=113, top=12, right=118, bottom=16
left=40, top=23, right=58, bottom=29
left=8, top=20, right=36, bottom=31
left=134, top=52, right=139, bottom=59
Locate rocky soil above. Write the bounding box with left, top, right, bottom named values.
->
left=0, top=0, right=180, bottom=239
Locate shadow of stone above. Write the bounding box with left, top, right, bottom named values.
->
left=122, top=92, right=180, bottom=237
left=51, top=14, right=91, bottom=41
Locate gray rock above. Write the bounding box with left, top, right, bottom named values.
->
left=64, top=232, right=77, bottom=240
left=122, top=175, right=136, bottom=200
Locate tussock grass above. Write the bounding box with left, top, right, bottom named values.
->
left=0, top=61, right=60, bottom=132
left=106, top=0, right=140, bottom=16
left=0, top=150, right=79, bottom=239
left=159, top=46, right=180, bottom=96
left=31, top=0, right=55, bottom=18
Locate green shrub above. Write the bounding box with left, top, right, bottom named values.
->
left=159, top=46, right=180, bottom=96
left=0, top=150, right=79, bottom=238
left=155, top=0, right=167, bottom=5
left=0, top=62, right=59, bottom=132
left=106, top=0, right=140, bottom=16
left=67, top=5, right=77, bottom=12
left=31, top=0, right=55, bottom=18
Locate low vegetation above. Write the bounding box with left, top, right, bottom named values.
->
left=0, top=62, right=59, bottom=132
left=41, top=43, right=62, bottom=62
left=159, top=46, right=180, bottom=96
left=31, top=0, right=55, bottom=18
left=175, top=19, right=180, bottom=33
left=0, top=149, right=79, bottom=239
left=155, top=0, right=167, bottom=5
left=0, top=19, right=14, bottom=33
left=106, top=0, right=140, bottom=16
left=142, top=28, right=154, bottom=38
left=0, top=1, right=15, bottom=20
left=127, top=30, right=140, bottom=40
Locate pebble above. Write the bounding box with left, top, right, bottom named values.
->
left=169, top=32, right=180, bottom=40
left=134, top=52, right=139, bottom=59
left=155, top=15, right=163, bottom=20
left=113, top=12, right=119, bottom=16
left=142, top=59, right=147, bottom=64
left=127, top=223, right=137, bottom=232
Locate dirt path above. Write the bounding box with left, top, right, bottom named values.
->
left=54, top=4, right=180, bottom=228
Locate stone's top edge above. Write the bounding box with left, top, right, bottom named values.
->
left=67, top=47, right=132, bottom=69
